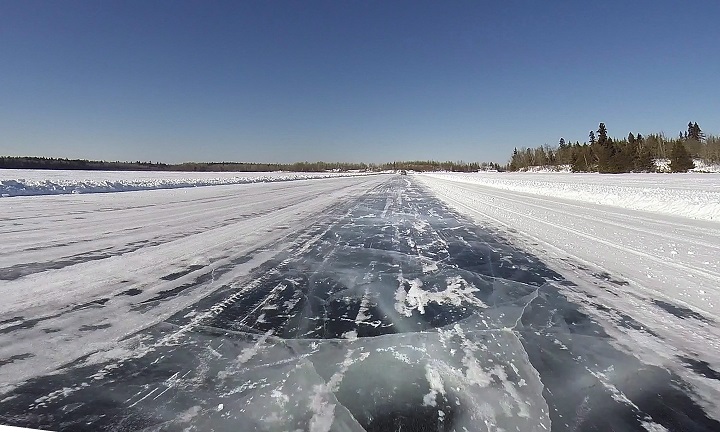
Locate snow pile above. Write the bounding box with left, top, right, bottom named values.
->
left=512, top=159, right=720, bottom=173
left=423, top=172, right=720, bottom=221
left=0, top=169, right=376, bottom=197
left=654, top=158, right=720, bottom=173
left=516, top=164, right=572, bottom=173
left=692, top=160, right=720, bottom=173
left=394, top=275, right=487, bottom=317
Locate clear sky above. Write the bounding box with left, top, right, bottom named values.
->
left=2, top=1, right=719, bottom=164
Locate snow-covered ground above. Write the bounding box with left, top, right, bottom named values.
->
left=0, top=175, right=387, bottom=394
left=425, top=171, right=720, bottom=221
left=656, top=158, right=720, bottom=173
left=0, top=169, right=376, bottom=197
left=513, top=159, right=720, bottom=173
left=419, top=173, right=720, bottom=414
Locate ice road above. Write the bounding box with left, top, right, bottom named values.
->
left=0, top=175, right=719, bottom=431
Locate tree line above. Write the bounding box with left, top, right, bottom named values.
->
left=7, top=122, right=716, bottom=174
left=0, top=156, right=504, bottom=173
left=508, top=122, right=719, bottom=173
left=0, top=157, right=378, bottom=173
left=379, top=161, right=503, bottom=172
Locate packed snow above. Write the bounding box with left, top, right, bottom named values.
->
left=424, top=171, right=720, bottom=221
left=0, top=169, right=376, bottom=197
left=419, top=173, right=720, bottom=416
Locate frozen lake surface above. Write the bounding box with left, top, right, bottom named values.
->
left=1, top=174, right=719, bottom=431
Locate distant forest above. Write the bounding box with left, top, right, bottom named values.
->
left=0, top=158, right=373, bottom=173
left=508, top=122, right=719, bottom=173
left=0, top=157, right=501, bottom=173
left=4, top=122, right=717, bottom=174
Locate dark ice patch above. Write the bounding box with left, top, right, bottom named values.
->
left=0, top=316, right=24, bottom=326
left=0, top=353, right=34, bottom=368
left=70, top=298, right=109, bottom=312
left=680, top=356, right=720, bottom=381
left=653, top=300, right=712, bottom=323
left=592, top=271, right=630, bottom=286
left=118, top=288, right=142, bottom=296
left=0, top=313, right=62, bottom=334
left=160, top=265, right=205, bottom=281
left=78, top=323, right=111, bottom=332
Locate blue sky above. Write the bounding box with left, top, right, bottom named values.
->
left=2, top=1, right=719, bottom=164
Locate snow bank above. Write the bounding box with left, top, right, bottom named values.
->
left=654, top=158, right=720, bottom=173
left=423, top=172, right=720, bottom=221
left=516, top=164, right=572, bottom=173
left=0, top=169, right=376, bottom=197
left=513, top=159, right=720, bottom=173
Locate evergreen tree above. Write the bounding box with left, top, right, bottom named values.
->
left=595, top=123, right=616, bottom=172
left=570, top=148, right=583, bottom=172
left=502, top=122, right=719, bottom=174
left=556, top=139, right=571, bottom=164
left=597, top=123, right=608, bottom=146
left=669, top=142, right=695, bottom=172
left=633, top=143, right=654, bottom=172
left=570, top=144, right=590, bottom=172
left=689, top=122, right=703, bottom=141
left=509, top=148, right=520, bottom=171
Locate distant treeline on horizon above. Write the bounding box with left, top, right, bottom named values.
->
left=0, top=156, right=501, bottom=173
left=508, top=121, right=719, bottom=173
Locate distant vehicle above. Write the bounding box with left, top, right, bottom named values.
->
left=400, top=170, right=407, bottom=175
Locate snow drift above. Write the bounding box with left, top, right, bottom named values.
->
left=0, top=169, right=377, bottom=197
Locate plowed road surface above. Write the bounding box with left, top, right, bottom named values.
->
left=1, top=174, right=719, bottom=432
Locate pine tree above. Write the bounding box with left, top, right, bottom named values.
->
left=509, top=148, right=520, bottom=171
left=597, top=123, right=608, bottom=146
left=589, top=131, right=596, bottom=145
left=689, top=122, right=703, bottom=141
left=669, top=142, right=694, bottom=172
left=570, top=144, right=590, bottom=172
left=595, top=123, right=615, bottom=172
left=633, top=144, right=654, bottom=172
left=570, top=148, right=583, bottom=172
left=535, top=147, right=548, bottom=165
